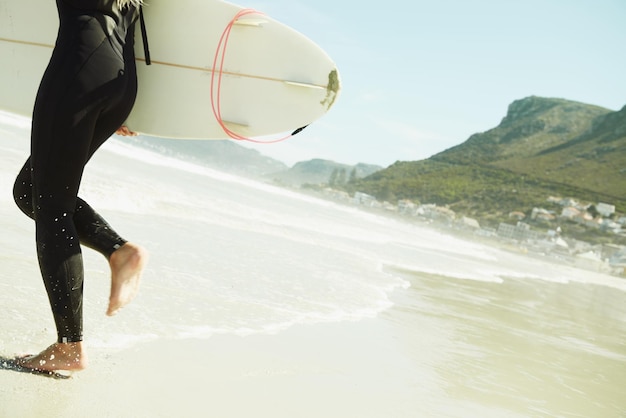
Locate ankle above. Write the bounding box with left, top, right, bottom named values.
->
left=58, top=341, right=87, bottom=362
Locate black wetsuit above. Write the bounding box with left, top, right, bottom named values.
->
left=12, top=0, right=140, bottom=343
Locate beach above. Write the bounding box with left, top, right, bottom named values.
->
left=1, top=317, right=426, bottom=418
left=1, top=111, right=625, bottom=418
left=3, top=274, right=625, bottom=418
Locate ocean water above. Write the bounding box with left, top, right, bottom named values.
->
left=1, top=111, right=625, bottom=417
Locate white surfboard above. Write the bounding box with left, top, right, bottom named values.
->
left=0, top=0, right=340, bottom=140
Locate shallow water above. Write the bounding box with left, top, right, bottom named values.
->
left=385, top=269, right=626, bottom=417
left=1, top=111, right=625, bottom=417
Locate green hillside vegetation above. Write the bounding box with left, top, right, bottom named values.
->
left=345, top=97, right=626, bottom=230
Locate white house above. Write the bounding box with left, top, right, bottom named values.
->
left=560, top=198, right=578, bottom=207
left=353, top=192, right=376, bottom=207
left=596, top=202, right=615, bottom=217
left=532, top=207, right=555, bottom=222
left=561, top=207, right=580, bottom=219
left=458, top=216, right=480, bottom=229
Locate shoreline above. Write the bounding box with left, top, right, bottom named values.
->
left=1, top=269, right=624, bottom=418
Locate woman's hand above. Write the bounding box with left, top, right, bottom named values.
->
left=115, top=126, right=138, bottom=136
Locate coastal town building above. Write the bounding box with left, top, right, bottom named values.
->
left=345, top=190, right=625, bottom=277
left=596, top=202, right=616, bottom=217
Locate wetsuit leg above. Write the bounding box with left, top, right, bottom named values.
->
left=15, top=6, right=138, bottom=343
left=13, top=29, right=137, bottom=258
left=14, top=162, right=127, bottom=258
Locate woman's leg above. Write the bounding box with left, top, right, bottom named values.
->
left=87, top=84, right=148, bottom=317
left=14, top=4, right=148, bottom=370
left=14, top=162, right=127, bottom=258
left=13, top=97, right=148, bottom=371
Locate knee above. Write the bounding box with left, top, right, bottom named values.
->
left=13, top=166, right=34, bottom=218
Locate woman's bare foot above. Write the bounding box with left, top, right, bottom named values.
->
left=16, top=342, right=87, bottom=372
left=107, top=242, right=148, bottom=316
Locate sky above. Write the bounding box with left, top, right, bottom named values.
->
left=234, top=0, right=626, bottom=167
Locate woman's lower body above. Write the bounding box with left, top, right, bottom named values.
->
left=12, top=4, right=147, bottom=370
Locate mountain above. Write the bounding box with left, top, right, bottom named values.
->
left=434, top=96, right=610, bottom=164
left=266, top=159, right=383, bottom=187
left=122, top=136, right=288, bottom=177
left=348, top=96, right=626, bottom=224
left=121, top=137, right=382, bottom=187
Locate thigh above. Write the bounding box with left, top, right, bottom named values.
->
left=30, top=20, right=131, bottom=213
left=30, top=102, right=99, bottom=214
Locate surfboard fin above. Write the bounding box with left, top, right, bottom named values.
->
left=222, top=120, right=250, bottom=132
left=234, top=18, right=268, bottom=27
left=284, top=81, right=325, bottom=90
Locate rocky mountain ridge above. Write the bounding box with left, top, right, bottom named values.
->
left=348, top=96, right=626, bottom=224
